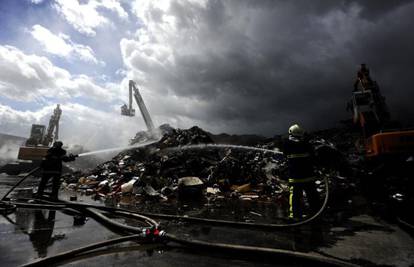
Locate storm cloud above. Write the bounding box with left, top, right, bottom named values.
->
left=122, top=0, right=414, bottom=135
left=1, top=0, right=413, bottom=149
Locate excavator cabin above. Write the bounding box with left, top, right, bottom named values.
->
left=17, top=104, right=62, bottom=160
left=350, top=64, right=414, bottom=158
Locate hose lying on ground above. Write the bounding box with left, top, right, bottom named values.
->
left=0, top=167, right=40, bottom=214
left=1, top=167, right=40, bottom=201
left=397, top=217, right=414, bottom=231
left=7, top=174, right=329, bottom=230
left=4, top=199, right=160, bottom=229
left=92, top=205, right=358, bottom=267
left=138, top=175, right=329, bottom=229
left=64, top=201, right=160, bottom=228
left=81, top=206, right=153, bottom=234
left=14, top=182, right=359, bottom=267
left=0, top=202, right=16, bottom=215
left=3, top=172, right=354, bottom=267
left=1, top=155, right=329, bottom=229
left=17, top=197, right=357, bottom=267
left=166, top=233, right=359, bottom=267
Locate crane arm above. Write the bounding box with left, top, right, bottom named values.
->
left=130, top=80, right=155, bottom=132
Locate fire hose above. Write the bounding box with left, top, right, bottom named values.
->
left=3, top=175, right=360, bottom=267
left=138, top=175, right=329, bottom=229
left=0, top=165, right=357, bottom=266
left=0, top=167, right=40, bottom=215
left=6, top=174, right=329, bottom=230
left=14, top=196, right=358, bottom=267
left=1, top=167, right=40, bottom=201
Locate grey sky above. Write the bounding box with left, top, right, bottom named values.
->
left=1, top=0, right=413, bottom=151
left=123, top=0, right=414, bottom=135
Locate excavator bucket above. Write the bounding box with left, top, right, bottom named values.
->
left=366, top=130, right=414, bottom=157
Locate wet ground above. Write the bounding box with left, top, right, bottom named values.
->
left=1, top=174, right=414, bottom=267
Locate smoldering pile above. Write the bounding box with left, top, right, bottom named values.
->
left=64, top=126, right=285, bottom=199
left=63, top=125, right=353, bottom=210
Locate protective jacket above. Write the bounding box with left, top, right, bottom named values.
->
left=282, top=136, right=315, bottom=183
left=41, top=147, right=72, bottom=174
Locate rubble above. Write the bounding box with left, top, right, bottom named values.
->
left=178, top=177, right=204, bottom=198
left=63, top=125, right=357, bottom=214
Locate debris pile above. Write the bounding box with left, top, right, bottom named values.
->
left=130, top=124, right=174, bottom=145
left=62, top=124, right=361, bottom=222
left=64, top=126, right=289, bottom=204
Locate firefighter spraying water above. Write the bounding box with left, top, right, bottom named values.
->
left=37, top=141, right=77, bottom=199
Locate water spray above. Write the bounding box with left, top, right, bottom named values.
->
left=165, top=143, right=283, bottom=155
left=78, top=140, right=159, bottom=157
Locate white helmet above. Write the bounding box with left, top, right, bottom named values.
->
left=289, top=124, right=304, bottom=137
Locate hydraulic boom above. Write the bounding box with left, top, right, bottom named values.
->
left=120, top=80, right=155, bottom=132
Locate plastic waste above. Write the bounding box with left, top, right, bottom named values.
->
left=121, top=177, right=139, bottom=193
left=98, top=180, right=109, bottom=187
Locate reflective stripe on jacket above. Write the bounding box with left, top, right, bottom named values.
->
left=282, top=136, right=315, bottom=181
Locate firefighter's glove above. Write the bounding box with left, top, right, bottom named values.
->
left=68, top=154, right=78, bottom=161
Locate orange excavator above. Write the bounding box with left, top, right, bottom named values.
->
left=350, top=64, right=414, bottom=158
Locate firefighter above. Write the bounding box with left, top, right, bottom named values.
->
left=37, top=141, right=77, bottom=199
left=282, top=124, right=320, bottom=220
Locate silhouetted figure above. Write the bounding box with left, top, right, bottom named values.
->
left=37, top=141, right=76, bottom=199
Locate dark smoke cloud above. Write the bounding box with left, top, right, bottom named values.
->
left=123, top=0, right=414, bottom=135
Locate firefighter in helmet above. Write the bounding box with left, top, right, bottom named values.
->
left=282, top=124, right=320, bottom=219
left=37, top=141, right=77, bottom=199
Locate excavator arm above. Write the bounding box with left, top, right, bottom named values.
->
left=42, top=104, right=62, bottom=146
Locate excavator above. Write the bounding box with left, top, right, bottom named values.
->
left=351, top=65, right=414, bottom=228
left=350, top=64, right=414, bottom=158
left=17, top=104, right=62, bottom=160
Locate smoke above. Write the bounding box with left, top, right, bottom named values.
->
left=0, top=139, right=24, bottom=166
left=0, top=103, right=146, bottom=152
left=121, top=0, right=414, bottom=135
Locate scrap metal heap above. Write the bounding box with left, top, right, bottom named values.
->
left=63, top=125, right=354, bottom=219
left=60, top=65, right=412, bottom=223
